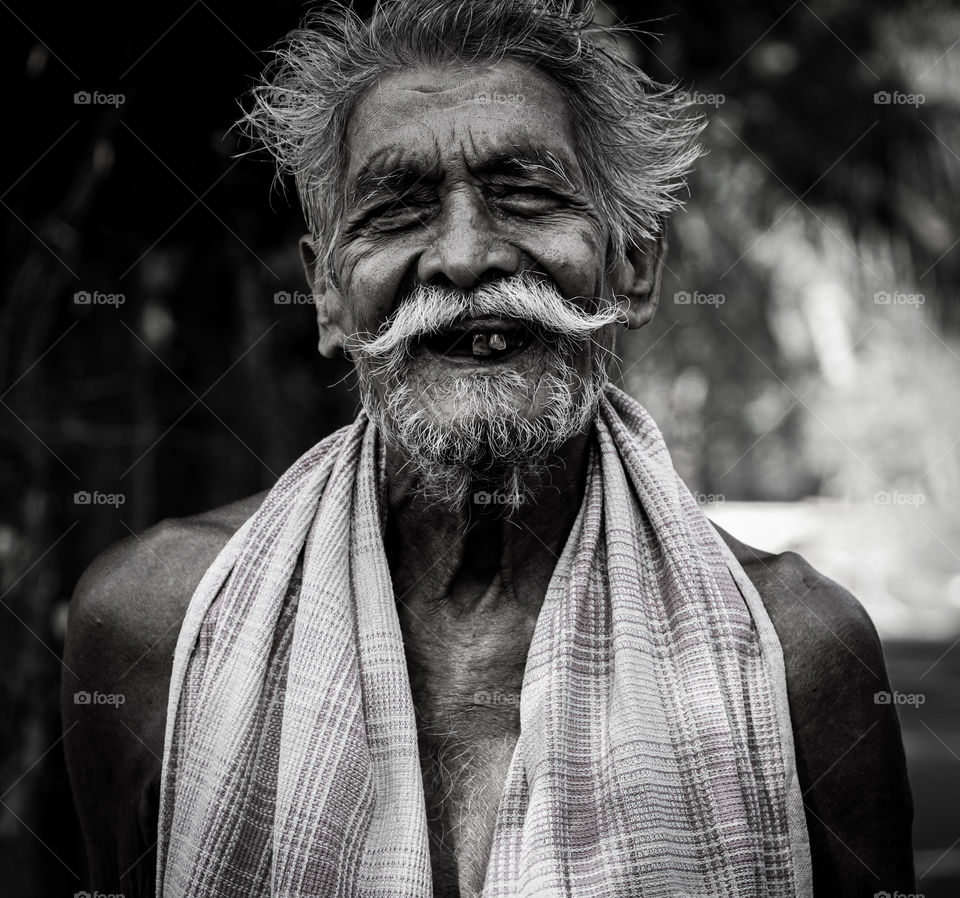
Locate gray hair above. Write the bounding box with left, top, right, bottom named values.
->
left=242, top=0, right=704, bottom=285
left=348, top=272, right=616, bottom=510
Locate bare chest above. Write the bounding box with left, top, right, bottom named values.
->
left=400, top=598, right=537, bottom=898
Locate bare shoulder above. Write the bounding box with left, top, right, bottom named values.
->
left=65, top=490, right=267, bottom=669
left=715, top=525, right=916, bottom=896
left=61, top=490, right=267, bottom=895
left=715, top=524, right=881, bottom=673
left=63, top=486, right=269, bottom=702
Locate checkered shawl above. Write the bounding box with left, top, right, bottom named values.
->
left=157, top=386, right=812, bottom=897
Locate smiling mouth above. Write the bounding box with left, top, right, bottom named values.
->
left=419, top=317, right=537, bottom=364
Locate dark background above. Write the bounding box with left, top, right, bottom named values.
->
left=2, top=0, right=959, bottom=894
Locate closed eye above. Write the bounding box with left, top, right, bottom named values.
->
left=486, top=184, right=565, bottom=213
left=362, top=196, right=436, bottom=230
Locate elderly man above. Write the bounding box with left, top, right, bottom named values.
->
left=62, top=1, right=914, bottom=896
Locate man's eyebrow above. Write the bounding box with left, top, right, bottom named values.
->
left=348, top=149, right=442, bottom=208
left=346, top=145, right=582, bottom=208
left=468, top=147, right=581, bottom=190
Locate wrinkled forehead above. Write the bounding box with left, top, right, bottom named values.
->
left=343, top=59, right=584, bottom=195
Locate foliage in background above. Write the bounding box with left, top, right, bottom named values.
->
left=616, top=0, right=960, bottom=501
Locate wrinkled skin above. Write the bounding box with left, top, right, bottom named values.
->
left=62, top=61, right=915, bottom=897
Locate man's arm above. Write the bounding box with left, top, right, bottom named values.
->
left=61, top=493, right=265, bottom=896
left=719, top=526, right=916, bottom=896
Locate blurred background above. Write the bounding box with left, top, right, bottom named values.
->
left=2, top=0, right=958, bottom=894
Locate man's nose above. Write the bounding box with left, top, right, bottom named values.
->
left=416, top=189, right=521, bottom=289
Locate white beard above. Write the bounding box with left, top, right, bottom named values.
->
left=360, top=352, right=608, bottom=512
left=348, top=273, right=621, bottom=512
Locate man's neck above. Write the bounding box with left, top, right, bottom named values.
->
left=383, top=430, right=592, bottom=616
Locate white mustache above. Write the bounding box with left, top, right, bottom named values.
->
left=345, top=272, right=625, bottom=362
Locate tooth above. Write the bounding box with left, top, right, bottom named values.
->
left=489, top=333, right=507, bottom=351
left=472, top=333, right=492, bottom=356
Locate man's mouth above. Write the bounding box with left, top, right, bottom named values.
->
left=419, top=317, right=536, bottom=364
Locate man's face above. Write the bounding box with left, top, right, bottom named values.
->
left=328, top=59, right=623, bottom=506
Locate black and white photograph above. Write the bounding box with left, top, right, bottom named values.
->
left=2, top=1, right=959, bottom=895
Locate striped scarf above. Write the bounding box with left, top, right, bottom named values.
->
left=157, top=386, right=812, bottom=897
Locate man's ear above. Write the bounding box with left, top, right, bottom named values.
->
left=612, top=225, right=668, bottom=330
left=299, top=235, right=349, bottom=358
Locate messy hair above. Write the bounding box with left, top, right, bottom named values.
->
left=242, top=0, right=704, bottom=285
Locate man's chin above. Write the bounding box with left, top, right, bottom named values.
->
left=359, top=343, right=607, bottom=511
left=371, top=394, right=553, bottom=513
left=400, top=358, right=565, bottom=430
left=412, top=394, right=539, bottom=434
